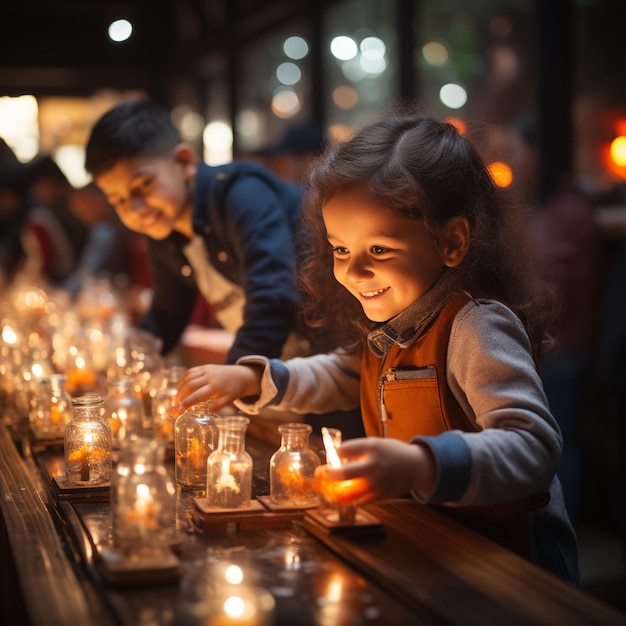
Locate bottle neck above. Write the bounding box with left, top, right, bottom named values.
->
left=216, top=416, right=250, bottom=454
left=279, top=424, right=312, bottom=451
left=218, top=428, right=246, bottom=453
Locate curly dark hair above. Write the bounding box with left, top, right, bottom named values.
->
left=296, top=110, right=558, bottom=356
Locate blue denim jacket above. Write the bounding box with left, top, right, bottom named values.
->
left=139, top=161, right=303, bottom=363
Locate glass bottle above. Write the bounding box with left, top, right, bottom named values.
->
left=175, top=402, right=218, bottom=492
left=152, top=365, right=186, bottom=444
left=269, top=423, right=320, bottom=507
left=30, top=374, right=72, bottom=440
left=103, top=374, right=144, bottom=447
left=207, top=416, right=253, bottom=509
left=112, top=435, right=176, bottom=557
left=64, top=394, right=112, bottom=485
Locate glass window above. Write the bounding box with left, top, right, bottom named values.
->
left=235, top=19, right=313, bottom=156
left=414, top=0, right=536, bottom=124
left=323, top=0, right=398, bottom=136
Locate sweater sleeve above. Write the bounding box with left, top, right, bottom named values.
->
left=233, top=347, right=361, bottom=415
left=412, top=299, right=562, bottom=506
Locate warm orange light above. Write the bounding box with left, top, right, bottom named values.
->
left=444, top=116, right=467, bottom=135
left=610, top=136, right=626, bottom=167
left=602, top=143, right=626, bottom=180
left=488, top=160, right=513, bottom=188
left=314, top=474, right=370, bottom=504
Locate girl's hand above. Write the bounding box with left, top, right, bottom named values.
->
left=315, top=437, right=437, bottom=505
left=177, top=364, right=263, bottom=412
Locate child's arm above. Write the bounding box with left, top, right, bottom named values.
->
left=177, top=348, right=362, bottom=415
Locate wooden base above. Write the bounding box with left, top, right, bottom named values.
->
left=192, top=497, right=306, bottom=532
left=303, top=507, right=385, bottom=537
left=52, top=475, right=110, bottom=503
left=256, top=494, right=319, bottom=512
left=94, top=546, right=181, bottom=587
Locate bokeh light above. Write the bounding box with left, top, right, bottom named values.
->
left=330, top=36, right=358, bottom=61
left=488, top=161, right=513, bottom=187
left=439, top=83, right=467, bottom=109
left=283, top=36, right=309, bottom=60
left=108, top=19, right=133, bottom=43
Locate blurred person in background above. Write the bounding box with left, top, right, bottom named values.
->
left=22, top=155, right=88, bottom=285
left=508, top=111, right=605, bottom=519
left=63, top=182, right=133, bottom=295
left=263, top=122, right=327, bottom=184
left=0, top=139, right=30, bottom=287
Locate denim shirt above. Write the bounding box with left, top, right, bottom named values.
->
left=140, top=161, right=303, bottom=362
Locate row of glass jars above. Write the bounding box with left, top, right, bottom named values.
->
left=174, top=404, right=321, bottom=508
left=30, top=365, right=189, bottom=445
left=34, top=368, right=323, bottom=511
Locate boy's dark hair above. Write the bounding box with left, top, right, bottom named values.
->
left=84, top=99, right=181, bottom=177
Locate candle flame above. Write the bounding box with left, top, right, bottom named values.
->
left=321, top=427, right=342, bottom=468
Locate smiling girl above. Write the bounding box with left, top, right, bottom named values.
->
left=177, top=112, right=579, bottom=584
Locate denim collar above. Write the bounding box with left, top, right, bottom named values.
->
left=366, top=270, right=459, bottom=358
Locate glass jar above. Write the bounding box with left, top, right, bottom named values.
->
left=270, top=423, right=320, bottom=507
left=207, top=415, right=253, bottom=509
left=103, top=374, right=144, bottom=446
left=30, top=374, right=72, bottom=440
left=175, top=402, right=218, bottom=492
left=112, top=435, right=176, bottom=557
left=152, top=365, right=186, bottom=444
left=64, top=394, right=112, bottom=485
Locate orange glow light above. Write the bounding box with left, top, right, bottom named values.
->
left=488, top=160, right=513, bottom=188
left=602, top=142, right=626, bottom=180
left=610, top=136, right=626, bottom=167
left=314, top=474, right=370, bottom=504
left=444, top=116, right=467, bottom=135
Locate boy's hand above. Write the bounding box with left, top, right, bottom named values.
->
left=177, top=364, right=263, bottom=412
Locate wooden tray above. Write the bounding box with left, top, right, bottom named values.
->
left=192, top=497, right=306, bottom=532
left=94, top=546, right=181, bottom=587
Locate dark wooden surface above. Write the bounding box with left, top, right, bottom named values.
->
left=2, top=420, right=626, bottom=626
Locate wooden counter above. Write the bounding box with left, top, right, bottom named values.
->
left=1, top=420, right=625, bottom=626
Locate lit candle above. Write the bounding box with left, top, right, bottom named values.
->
left=188, top=438, right=205, bottom=470
left=50, top=400, right=61, bottom=426
left=317, top=427, right=369, bottom=513
left=126, top=483, right=158, bottom=531
left=216, top=458, right=239, bottom=493
left=321, top=427, right=342, bottom=468
left=67, top=431, right=93, bottom=481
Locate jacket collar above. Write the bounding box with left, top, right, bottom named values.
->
left=367, top=269, right=460, bottom=357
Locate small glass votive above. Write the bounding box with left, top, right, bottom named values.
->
left=64, top=394, right=112, bottom=485
left=315, top=427, right=369, bottom=523
left=175, top=402, right=218, bottom=492
left=103, top=374, right=144, bottom=446
left=152, top=365, right=186, bottom=444
left=30, top=374, right=72, bottom=440
left=269, top=422, right=320, bottom=507
left=112, top=436, right=176, bottom=558
left=206, top=416, right=253, bottom=509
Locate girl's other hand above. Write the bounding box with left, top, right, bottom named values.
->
left=177, top=364, right=263, bottom=412
left=315, top=437, right=437, bottom=505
